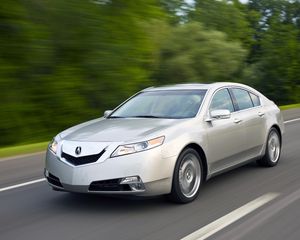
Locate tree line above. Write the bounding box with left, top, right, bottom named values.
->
left=1, top=0, right=300, bottom=146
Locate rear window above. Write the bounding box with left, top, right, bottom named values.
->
left=231, top=88, right=253, bottom=111
left=249, top=92, right=260, bottom=107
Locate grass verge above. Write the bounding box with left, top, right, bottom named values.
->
left=279, top=103, right=300, bottom=110
left=0, top=142, right=49, bottom=159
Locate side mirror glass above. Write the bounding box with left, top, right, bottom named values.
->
left=208, top=109, right=231, bottom=121
left=104, top=110, right=112, bottom=118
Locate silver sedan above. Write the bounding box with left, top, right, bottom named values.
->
left=45, top=82, right=284, bottom=203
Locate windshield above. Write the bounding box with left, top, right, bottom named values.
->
left=109, top=90, right=207, bottom=119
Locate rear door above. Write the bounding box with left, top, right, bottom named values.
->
left=229, top=88, right=266, bottom=158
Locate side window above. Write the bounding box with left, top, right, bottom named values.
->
left=231, top=88, right=253, bottom=110
left=210, top=89, right=234, bottom=113
left=249, top=92, right=260, bottom=107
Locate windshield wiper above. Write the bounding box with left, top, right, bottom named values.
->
left=108, top=116, right=125, bottom=119
left=109, top=115, right=167, bottom=119
left=130, top=115, right=164, bottom=118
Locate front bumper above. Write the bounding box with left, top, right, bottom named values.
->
left=45, top=147, right=176, bottom=196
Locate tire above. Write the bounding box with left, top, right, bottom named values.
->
left=169, top=148, right=203, bottom=203
left=257, top=127, right=281, bottom=167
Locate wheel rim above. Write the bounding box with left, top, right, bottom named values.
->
left=268, top=131, right=280, bottom=163
left=179, top=153, right=201, bottom=198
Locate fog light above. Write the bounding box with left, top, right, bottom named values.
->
left=44, top=169, right=49, bottom=177
left=120, top=176, right=145, bottom=191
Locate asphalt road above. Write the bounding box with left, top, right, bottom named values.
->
left=0, top=109, right=300, bottom=240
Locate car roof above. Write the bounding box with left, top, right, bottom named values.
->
left=142, top=82, right=250, bottom=92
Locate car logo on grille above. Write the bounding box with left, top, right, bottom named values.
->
left=75, top=146, right=81, bottom=155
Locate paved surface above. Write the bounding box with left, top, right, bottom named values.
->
left=0, top=109, right=299, bottom=240
left=282, top=108, right=300, bottom=121
left=0, top=153, right=45, bottom=189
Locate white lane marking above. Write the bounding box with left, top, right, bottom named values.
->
left=181, top=193, right=279, bottom=240
left=284, top=118, right=300, bottom=124
left=0, top=178, right=46, bottom=192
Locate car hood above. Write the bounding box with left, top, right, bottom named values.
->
left=60, top=118, right=185, bottom=143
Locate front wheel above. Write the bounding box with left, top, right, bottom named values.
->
left=257, top=127, right=281, bottom=167
left=169, top=148, right=203, bottom=203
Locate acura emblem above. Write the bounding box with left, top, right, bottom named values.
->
left=75, top=146, right=81, bottom=155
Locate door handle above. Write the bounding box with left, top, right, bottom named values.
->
left=234, top=118, right=242, bottom=124
left=258, top=112, right=265, bottom=117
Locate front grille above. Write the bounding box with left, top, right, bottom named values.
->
left=61, top=149, right=106, bottom=166
left=47, top=173, right=63, bottom=188
left=89, top=179, right=131, bottom=192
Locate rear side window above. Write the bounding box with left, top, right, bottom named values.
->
left=249, top=92, right=260, bottom=107
left=210, top=89, right=234, bottom=113
left=231, top=88, right=253, bottom=111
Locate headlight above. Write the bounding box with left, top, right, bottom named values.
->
left=49, top=138, right=58, bottom=154
left=111, top=136, right=165, bottom=157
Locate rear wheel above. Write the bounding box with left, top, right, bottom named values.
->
left=257, top=127, right=281, bottom=167
left=169, top=148, right=203, bottom=203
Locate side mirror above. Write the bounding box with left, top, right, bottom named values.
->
left=104, top=110, right=112, bottom=118
left=206, top=109, right=231, bottom=122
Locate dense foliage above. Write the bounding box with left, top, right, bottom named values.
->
left=1, top=0, right=300, bottom=146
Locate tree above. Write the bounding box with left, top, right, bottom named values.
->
left=0, top=0, right=169, bottom=146
left=243, top=16, right=300, bottom=104
left=190, top=0, right=253, bottom=48
left=155, top=23, right=246, bottom=84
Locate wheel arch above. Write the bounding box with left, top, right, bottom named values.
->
left=270, top=124, right=282, bottom=143
left=180, top=143, right=208, bottom=181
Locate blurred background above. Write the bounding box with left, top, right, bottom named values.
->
left=1, top=0, right=300, bottom=147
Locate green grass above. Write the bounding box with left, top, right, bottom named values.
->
left=279, top=103, right=300, bottom=110
left=1, top=102, right=300, bottom=159
left=0, top=142, right=49, bottom=159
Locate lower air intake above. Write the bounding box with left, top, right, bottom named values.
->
left=47, top=173, right=63, bottom=188
left=89, top=179, right=131, bottom=192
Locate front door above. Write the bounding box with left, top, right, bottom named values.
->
left=205, top=88, right=247, bottom=174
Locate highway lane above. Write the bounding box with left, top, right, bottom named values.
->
left=281, top=108, right=300, bottom=121
left=0, top=112, right=300, bottom=240
left=0, top=153, right=45, bottom=189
